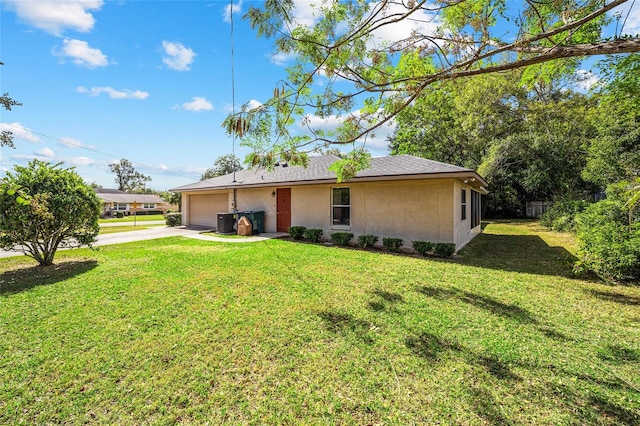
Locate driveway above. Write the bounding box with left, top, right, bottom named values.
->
left=0, top=227, right=288, bottom=259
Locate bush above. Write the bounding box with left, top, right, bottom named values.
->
left=434, top=243, right=456, bottom=258
left=357, top=234, right=378, bottom=249
left=412, top=240, right=434, bottom=256
left=303, top=228, right=323, bottom=242
left=115, top=211, right=124, bottom=218
left=574, top=200, right=640, bottom=282
left=331, top=232, right=353, bottom=245
left=288, top=226, right=307, bottom=239
left=541, top=197, right=590, bottom=232
left=165, top=212, right=182, bottom=227
left=382, top=237, right=403, bottom=252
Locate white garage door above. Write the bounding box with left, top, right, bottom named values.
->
left=189, top=194, right=228, bottom=227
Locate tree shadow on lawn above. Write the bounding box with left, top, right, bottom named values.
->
left=405, top=329, right=640, bottom=425
left=455, top=233, right=581, bottom=279
left=587, top=289, right=640, bottom=306
left=416, top=286, right=538, bottom=325
left=317, top=311, right=377, bottom=344
left=0, top=260, right=98, bottom=295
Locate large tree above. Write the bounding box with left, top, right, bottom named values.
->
left=0, top=160, right=101, bottom=266
left=109, top=158, right=151, bottom=192
left=225, top=0, right=640, bottom=179
left=200, top=154, right=243, bottom=181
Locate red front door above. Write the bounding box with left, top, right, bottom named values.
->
left=277, top=188, right=291, bottom=232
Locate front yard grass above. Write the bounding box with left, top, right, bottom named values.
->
left=1, top=221, right=638, bottom=424
left=99, top=214, right=165, bottom=223
left=98, top=225, right=165, bottom=235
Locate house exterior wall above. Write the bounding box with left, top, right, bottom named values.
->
left=453, top=180, right=483, bottom=250
left=181, top=178, right=482, bottom=250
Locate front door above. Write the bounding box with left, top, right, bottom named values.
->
left=276, top=188, right=291, bottom=232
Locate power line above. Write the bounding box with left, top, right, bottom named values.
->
left=18, top=129, right=199, bottom=182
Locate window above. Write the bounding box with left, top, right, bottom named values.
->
left=471, top=190, right=481, bottom=229
left=142, top=203, right=156, bottom=209
left=332, top=187, right=350, bottom=227
left=114, top=203, right=127, bottom=211
left=461, top=189, right=467, bottom=221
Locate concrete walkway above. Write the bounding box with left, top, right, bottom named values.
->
left=0, top=227, right=289, bottom=259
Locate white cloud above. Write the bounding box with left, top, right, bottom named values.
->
left=291, top=0, right=319, bottom=28
left=221, top=99, right=262, bottom=114
left=161, top=41, right=196, bottom=71
left=367, top=1, right=441, bottom=50
left=35, top=147, right=55, bottom=158
left=611, top=2, right=640, bottom=36
left=269, top=51, right=295, bottom=66
left=223, top=0, right=243, bottom=23
left=67, top=156, right=95, bottom=166
left=246, top=99, right=263, bottom=110
left=58, top=136, right=85, bottom=148
left=298, top=109, right=393, bottom=153
left=4, top=0, right=103, bottom=36
left=575, top=69, right=599, bottom=90
left=55, top=39, right=108, bottom=68
left=0, top=122, right=40, bottom=143
left=181, top=97, right=213, bottom=112
left=77, top=86, right=149, bottom=100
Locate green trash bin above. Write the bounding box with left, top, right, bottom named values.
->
left=238, top=211, right=265, bottom=234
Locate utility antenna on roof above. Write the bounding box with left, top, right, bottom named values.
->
left=230, top=0, right=237, bottom=183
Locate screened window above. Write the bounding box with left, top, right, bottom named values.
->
left=461, top=189, right=467, bottom=221
left=142, top=203, right=156, bottom=209
left=332, top=187, right=350, bottom=227
left=471, top=190, right=481, bottom=229
left=114, top=203, right=128, bottom=211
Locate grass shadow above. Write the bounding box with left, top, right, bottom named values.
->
left=456, top=233, right=579, bottom=278
left=0, top=260, right=98, bottom=295
left=587, top=289, right=640, bottom=306
left=597, top=344, right=640, bottom=364
left=317, top=311, right=376, bottom=344
left=416, top=286, right=537, bottom=324
left=405, top=332, right=461, bottom=361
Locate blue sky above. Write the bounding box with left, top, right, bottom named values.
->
left=1, top=1, right=639, bottom=191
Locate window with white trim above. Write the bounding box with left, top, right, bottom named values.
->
left=461, top=189, right=467, bottom=221
left=114, top=203, right=128, bottom=211
left=142, top=203, right=156, bottom=209
left=332, top=187, right=350, bottom=227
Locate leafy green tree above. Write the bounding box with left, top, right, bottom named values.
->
left=1, top=62, right=23, bottom=148
left=109, top=158, right=151, bottom=192
left=225, top=0, right=639, bottom=178
left=390, top=72, right=527, bottom=169
left=200, top=154, right=243, bottom=180
left=583, top=53, right=640, bottom=188
left=0, top=160, right=101, bottom=266
left=160, top=191, right=182, bottom=212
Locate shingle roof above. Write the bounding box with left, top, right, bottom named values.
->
left=96, top=193, right=165, bottom=204
left=171, top=155, right=486, bottom=192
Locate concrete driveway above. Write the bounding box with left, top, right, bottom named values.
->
left=0, top=227, right=288, bottom=259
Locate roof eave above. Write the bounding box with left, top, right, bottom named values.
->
left=172, top=170, right=488, bottom=193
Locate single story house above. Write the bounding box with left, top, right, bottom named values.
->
left=95, top=188, right=173, bottom=217
left=171, top=155, right=488, bottom=250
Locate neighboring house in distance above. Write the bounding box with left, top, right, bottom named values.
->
left=94, top=188, right=173, bottom=217
left=171, top=155, right=488, bottom=251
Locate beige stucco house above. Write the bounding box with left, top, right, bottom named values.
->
left=171, top=155, right=488, bottom=250
left=95, top=189, right=173, bottom=217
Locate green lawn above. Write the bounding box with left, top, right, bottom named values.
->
left=1, top=221, right=639, bottom=424
left=98, top=225, right=165, bottom=235
left=99, top=214, right=165, bottom=223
